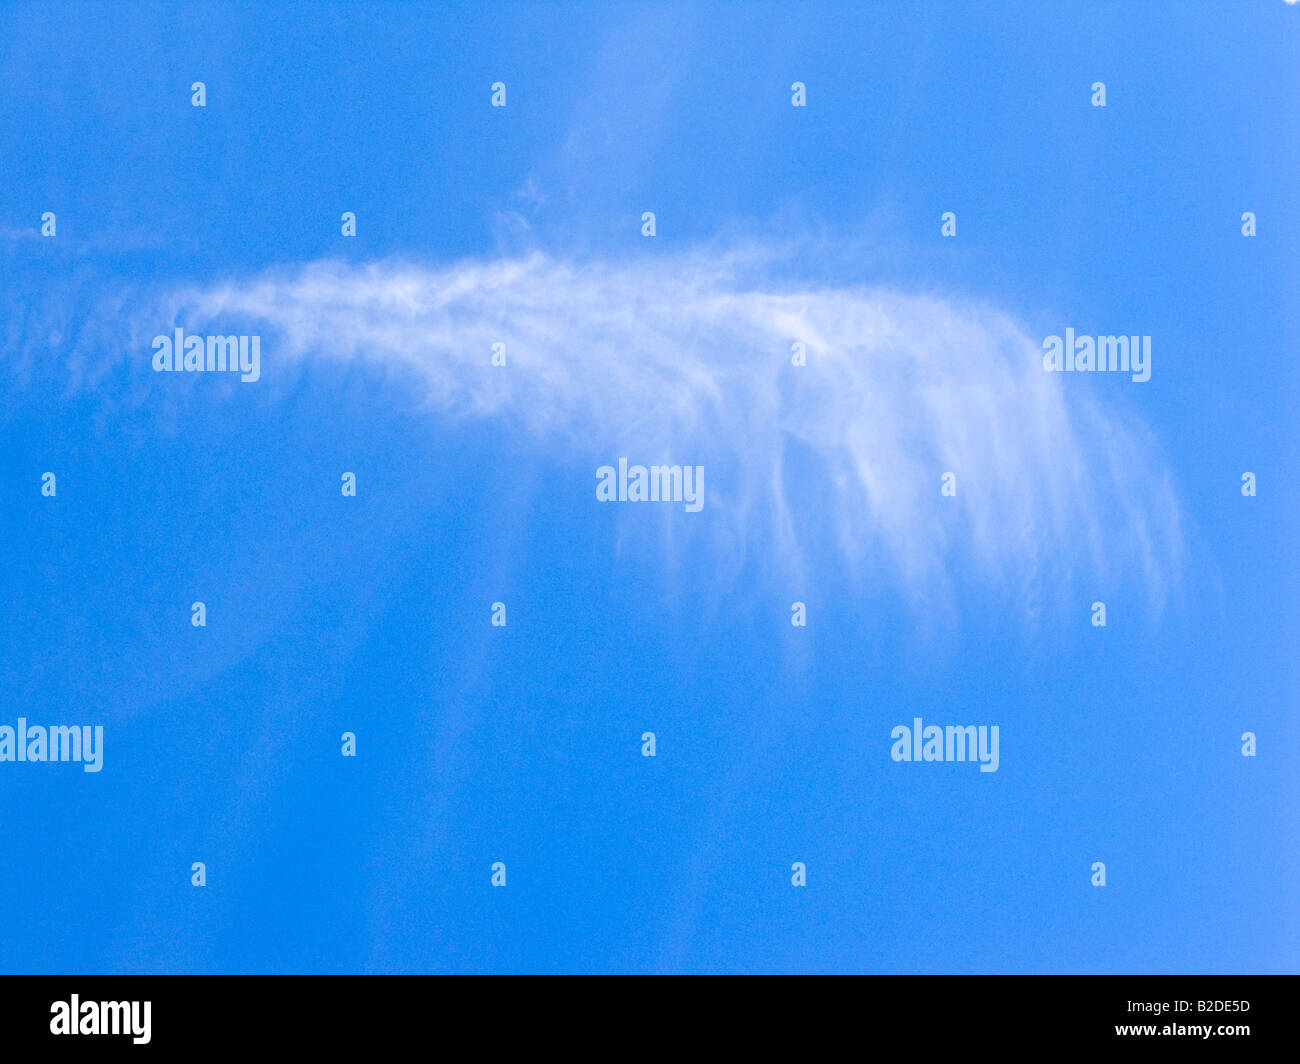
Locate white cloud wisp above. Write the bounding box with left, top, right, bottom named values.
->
left=159, top=246, right=1183, bottom=617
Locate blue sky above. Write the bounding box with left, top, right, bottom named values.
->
left=0, top=1, right=1296, bottom=973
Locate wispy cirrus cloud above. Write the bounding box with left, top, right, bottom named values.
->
left=154, top=243, right=1182, bottom=616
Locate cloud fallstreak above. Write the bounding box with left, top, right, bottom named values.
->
left=160, top=245, right=1183, bottom=615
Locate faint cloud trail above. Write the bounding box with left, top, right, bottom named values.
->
left=158, top=245, right=1183, bottom=613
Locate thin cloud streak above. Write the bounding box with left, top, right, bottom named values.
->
left=161, top=245, right=1184, bottom=615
